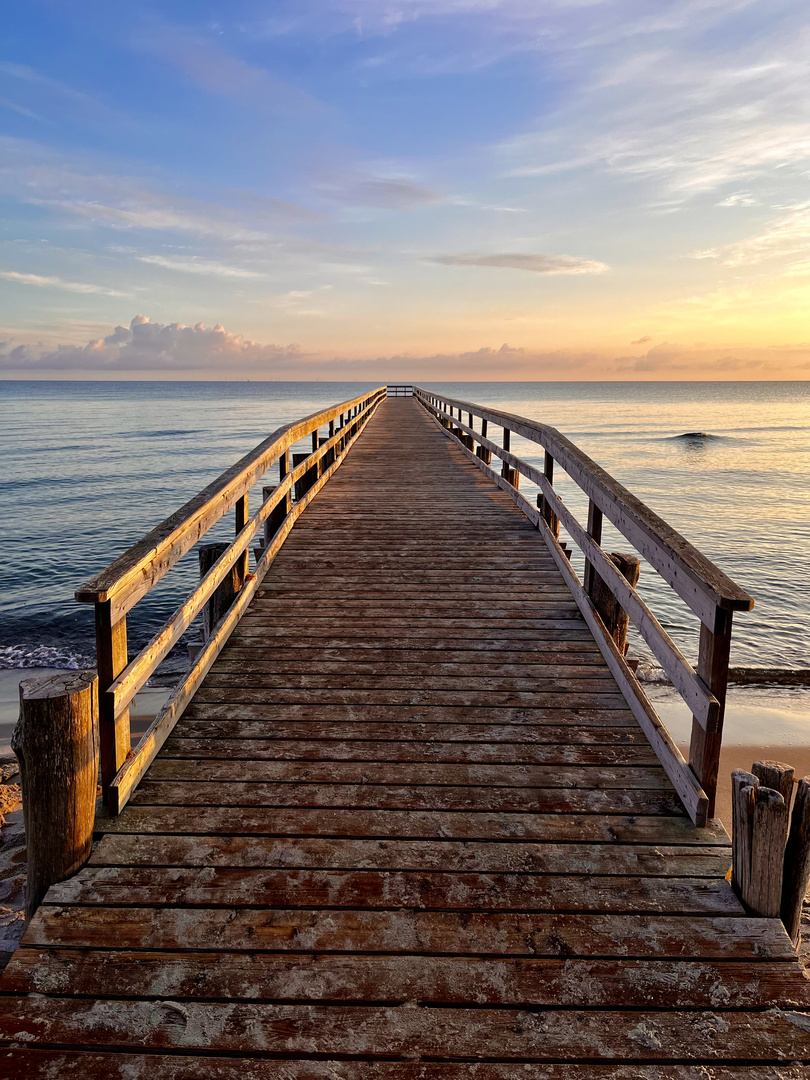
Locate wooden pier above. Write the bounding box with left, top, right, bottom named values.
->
left=1, top=388, right=809, bottom=1076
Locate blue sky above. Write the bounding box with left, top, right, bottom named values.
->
left=2, top=0, right=810, bottom=378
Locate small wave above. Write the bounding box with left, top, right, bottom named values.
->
left=636, top=660, right=810, bottom=688
left=0, top=645, right=95, bottom=671
left=667, top=431, right=723, bottom=441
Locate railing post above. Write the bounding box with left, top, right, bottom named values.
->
left=501, top=428, right=519, bottom=488
left=583, top=499, right=603, bottom=595
left=541, top=451, right=559, bottom=539
left=13, top=671, right=99, bottom=919
left=94, top=601, right=130, bottom=799
left=235, top=492, right=249, bottom=582
left=199, top=542, right=241, bottom=641
left=477, top=418, right=491, bottom=464
left=689, top=609, right=733, bottom=817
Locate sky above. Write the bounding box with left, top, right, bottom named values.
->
left=2, top=0, right=810, bottom=380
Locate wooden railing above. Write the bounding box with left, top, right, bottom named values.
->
left=76, top=386, right=387, bottom=813
left=387, top=384, right=413, bottom=396
left=414, top=387, right=754, bottom=827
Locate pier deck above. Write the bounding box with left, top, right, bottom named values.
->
left=1, top=397, right=809, bottom=1076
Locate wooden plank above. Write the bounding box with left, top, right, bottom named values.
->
left=2, top=1053, right=807, bottom=1080
left=89, top=835, right=730, bottom=876
left=190, top=688, right=633, bottom=708
left=3, top=998, right=808, bottom=1059
left=127, top=781, right=685, bottom=815
left=95, top=807, right=724, bottom=842
left=26, top=907, right=781, bottom=957
left=143, top=760, right=671, bottom=789
left=5, top=950, right=802, bottom=1009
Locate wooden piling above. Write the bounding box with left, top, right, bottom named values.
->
left=731, top=768, right=790, bottom=918
left=199, top=542, right=242, bottom=641
left=782, top=777, right=810, bottom=945
left=12, top=671, right=99, bottom=920
left=731, top=769, right=758, bottom=903
left=590, top=553, right=641, bottom=655
left=752, top=760, right=794, bottom=809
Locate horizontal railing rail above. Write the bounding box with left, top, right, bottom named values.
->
left=387, top=384, right=413, bottom=396
left=414, top=386, right=754, bottom=827
left=77, top=386, right=387, bottom=813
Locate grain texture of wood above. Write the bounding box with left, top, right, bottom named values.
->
left=12, top=672, right=99, bottom=920
left=782, top=776, right=810, bottom=945
left=2, top=395, right=804, bottom=1076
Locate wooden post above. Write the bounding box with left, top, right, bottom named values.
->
left=750, top=786, right=789, bottom=917
left=541, top=451, right=559, bottom=539
left=731, top=769, right=758, bottom=903
left=730, top=768, right=789, bottom=918
left=688, top=609, right=733, bottom=818
left=94, top=601, right=130, bottom=799
left=782, top=777, right=810, bottom=945
left=583, top=500, right=603, bottom=595
left=199, top=541, right=241, bottom=641
left=476, top=418, right=491, bottom=465
left=12, top=671, right=99, bottom=920
left=255, top=483, right=288, bottom=562
left=589, top=553, right=641, bottom=655
left=752, top=761, right=794, bottom=809
left=501, top=429, right=519, bottom=488
left=234, top=492, right=249, bottom=583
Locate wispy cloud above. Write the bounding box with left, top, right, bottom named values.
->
left=0, top=270, right=127, bottom=297
left=431, top=252, right=609, bottom=273
left=315, top=173, right=441, bottom=210
left=137, top=255, right=263, bottom=279
left=692, top=203, right=810, bottom=267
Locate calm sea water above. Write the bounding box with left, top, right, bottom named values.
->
left=0, top=381, right=807, bottom=688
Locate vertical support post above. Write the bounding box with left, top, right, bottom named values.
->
left=583, top=500, right=603, bottom=595
left=199, top=542, right=241, bottom=641
left=501, top=429, right=518, bottom=486
left=12, top=671, right=99, bottom=920
left=541, top=451, right=559, bottom=540
left=782, top=777, right=810, bottom=945
left=688, top=609, right=733, bottom=818
left=95, top=601, right=130, bottom=800
left=234, top=492, right=249, bottom=582
left=477, top=419, right=491, bottom=464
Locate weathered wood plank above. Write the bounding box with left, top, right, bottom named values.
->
left=25, top=907, right=783, bottom=957
left=96, top=806, right=721, bottom=842
left=5, top=950, right=802, bottom=1009
left=2, top=999, right=806, bottom=1059
left=89, top=835, right=731, bottom=876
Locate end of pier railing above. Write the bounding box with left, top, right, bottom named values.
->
left=413, top=385, right=754, bottom=828
left=75, top=386, right=387, bottom=813
left=387, top=384, right=413, bottom=396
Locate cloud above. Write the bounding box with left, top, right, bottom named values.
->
left=0, top=270, right=127, bottom=297
left=431, top=252, right=609, bottom=273
left=137, top=255, right=263, bottom=279
left=692, top=202, right=810, bottom=267
left=0, top=315, right=299, bottom=372
left=135, top=21, right=323, bottom=117
left=316, top=174, right=441, bottom=210
left=630, top=335, right=653, bottom=345
left=717, top=192, right=756, bottom=207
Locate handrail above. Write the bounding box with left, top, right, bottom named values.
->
left=413, top=386, right=754, bottom=825
left=78, top=386, right=387, bottom=811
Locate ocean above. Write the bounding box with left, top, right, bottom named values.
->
left=1, top=380, right=808, bottom=700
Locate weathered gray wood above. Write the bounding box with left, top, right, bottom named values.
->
left=689, top=610, right=733, bottom=818
left=590, top=552, right=640, bottom=655
left=93, top=601, right=129, bottom=796
left=752, top=760, right=795, bottom=809
left=199, top=542, right=240, bottom=642
left=731, top=770, right=758, bottom=903
left=781, top=776, right=810, bottom=945
left=748, top=785, right=789, bottom=918
left=12, top=671, right=98, bottom=920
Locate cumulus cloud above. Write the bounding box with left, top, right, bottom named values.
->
left=0, top=316, right=299, bottom=373
left=0, top=270, right=127, bottom=297
left=431, top=252, right=609, bottom=273
left=4, top=316, right=806, bottom=379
